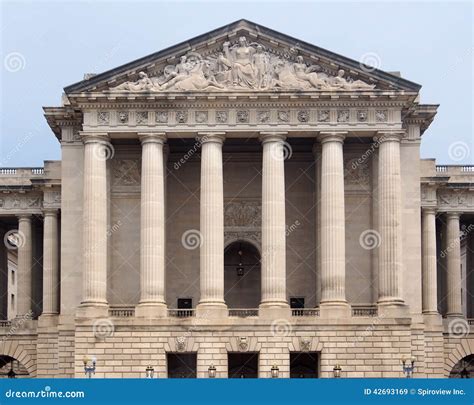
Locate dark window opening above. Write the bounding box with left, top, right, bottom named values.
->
left=290, top=352, right=319, bottom=378
left=290, top=297, right=305, bottom=308
left=167, top=353, right=197, bottom=378
left=177, top=298, right=192, bottom=309
left=228, top=352, right=259, bottom=378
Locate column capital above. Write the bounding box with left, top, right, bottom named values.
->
left=446, top=211, right=461, bottom=219
left=318, top=132, right=347, bottom=144
left=42, top=208, right=59, bottom=216
left=374, top=131, right=405, bottom=143
left=422, top=207, right=437, bottom=215
left=138, top=132, right=166, bottom=145
left=79, top=132, right=110, bottom=144
left=197, top=132, right=226, bottom=145
left=17, top=214, right=32, bottom=221
left=259, top=131, right=287, bottom=144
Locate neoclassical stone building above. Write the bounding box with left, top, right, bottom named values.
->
left=0, top=20, right=473, bottom=379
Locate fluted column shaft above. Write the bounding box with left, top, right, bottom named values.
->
left=377, top=133, right=404, bottom=306
left=446, top=212, right=463, bottom=317
left=197, top=132, right=227, bottom=313
left=136, top=133, right=167, bottom=317
left=260, top=132, right=288, bottom=308
left=81, top=134, right=109, bottom=310
left=17, top=215, right=32, bottom=316
left=42, top=210, right=59, bottom=315
left=319, top=133, right=348, bottom=306
left=422, top=208, right=438, bottom=314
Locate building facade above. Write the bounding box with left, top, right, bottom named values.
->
left=0, top=20, right=473, bottom=379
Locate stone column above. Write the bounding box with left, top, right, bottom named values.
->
left=318, top=132, right=350, bottom=317
left=41, top=209, right=59, bottom=316
left=16, top=215, right=33, bottom=317
left=136, top=133, right=167, bottom=318
left=259, top=132, right=289, bottom=317
left=0, top=228, right=7, bottom=320
left=376, top=132, right=406, bottom=315
left=79, top=133, right=109, bottom=317
left=446, top=212, right=463, bottom=318
left=421, top=207, right=439, bottom=316
left=196, top=132, right=227, bottom=318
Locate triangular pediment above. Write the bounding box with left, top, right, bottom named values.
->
left=64, top=19, right=420, bottom=95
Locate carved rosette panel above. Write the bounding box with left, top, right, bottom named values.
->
left=224, top=200, right=261, bottom=249
left=111, top=159, right=141, bottom=189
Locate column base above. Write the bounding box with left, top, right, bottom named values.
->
left=422, top=312, right=443, bottom=327
left=76, top=303, right=109, bottom=318
left=38, top=313, right=59, bottom=327
left=319, top=302, right=351, bottom=319
left=196, top=302, right=228, bottom=319
left=446, top=312, right=465, bottom=320
left=259, top=302, right=291, bottom=320
left=135, top=303, right=167, bottom=318
left=377, top=302, right=409, bottom=318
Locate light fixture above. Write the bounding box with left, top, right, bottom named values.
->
left=333, top=364, right=342, bottom=378
left=461, top=360, right=470, bottom=379
left=208, top=364, right=216, bottom=378
left=402, top=356, right=416, bottom=378
left=237, top=244, right=244, bottom=276
left=83, top=355, right=97, bottom=378
left=145, top=365, right=154, bottom=379
left=271, top=364, right=279, bottom=378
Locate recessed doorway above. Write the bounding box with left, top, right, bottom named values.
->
left=167, top=353, right=197, bottom=378
left=290, top=352, right=319, bottom=378
left=228, top=352, right=259, bottom=378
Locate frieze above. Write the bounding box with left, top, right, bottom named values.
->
left=109, top=37, right=376, bottom=93
left=0, top=194, right=43, bottom=211
left=435, top=189, right=474, bottom=211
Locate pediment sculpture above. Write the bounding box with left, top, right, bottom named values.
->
left=110, top=36, right=376, bottom=93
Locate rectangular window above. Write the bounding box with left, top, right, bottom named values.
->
left=167, top=353, right=197, bottom=378
left=290, top=352, right=319, bottom=378
left=228, top=352, right=259, bottom=378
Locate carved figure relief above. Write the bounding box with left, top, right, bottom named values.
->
left=224, top=201, right=261, bottom=227
left=109, top=37, right=376, bottom=93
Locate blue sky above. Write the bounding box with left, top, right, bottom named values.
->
left=1, top=0, right=472, bottom=166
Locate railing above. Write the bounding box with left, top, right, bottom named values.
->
left=468, top=319, right=474, bottom=325
left=0, top=320, right=12, bottom=327
left=436, top=165, right=474, bottom=173
left=168, top=309, right=195, bottom=318
left=0, top=168, right=44, bottom=175
left=291, top=308, right=320, bottom=317
left=228, top=309, right=259, bottom=318
left=108, top=306, right=135, bottom=317
left=352, top=305, right=378, bottom=317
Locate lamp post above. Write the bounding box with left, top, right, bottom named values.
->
left=208, top=364, right=216, bottom=378
left=83, top=356, right=96, bottom=378
left=271, top=364, right=279, bottom=378
left=461, top=360, right=470, bottom=379
left=7, top=361, right=16, bottom=379
left=145, top=365, right=154, bottom=379
left=333, top=364, right=342, bottom=378
left=402, top=356, right=416, bottom=378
